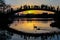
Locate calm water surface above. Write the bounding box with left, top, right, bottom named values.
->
left=9, top=18, right=60, bottom=33
left=0, top=18, right=60, bottom=40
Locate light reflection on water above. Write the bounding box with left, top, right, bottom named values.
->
left=9, top=18, right=60, bottom=33
left=0, top=18, right=60, bottom=40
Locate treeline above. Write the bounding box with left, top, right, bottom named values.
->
left=16, top=4, right=60, bottom=12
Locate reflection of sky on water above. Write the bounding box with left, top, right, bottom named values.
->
left=0, top=30, right=60, bottom=40
left=0, top=18, right=60, bottom=40
left=11, top=34, right=60, bottom=40
left=9, top=18, right=60, bottom=33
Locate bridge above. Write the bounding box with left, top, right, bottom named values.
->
left=0, top=5, right=60, bottom=19
left=3, top=5, right=59, bottom=19
left=11, top=5, right=59, bottom=13
left=0, top=5, right=60, bottom=33
left=3, top=5, right=59, bottom=14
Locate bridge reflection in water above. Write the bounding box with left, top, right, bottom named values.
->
left=0, top=18, right=60, bottom=40
left=9, top=18, right=60, bottom=33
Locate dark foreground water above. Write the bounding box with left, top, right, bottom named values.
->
left=0, top=30, right=60, bottom=40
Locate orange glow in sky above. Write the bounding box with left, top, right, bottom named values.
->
left=19, top=10, right=54, bottom=14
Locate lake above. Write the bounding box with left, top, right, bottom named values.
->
left=0, top=18, right=60, bottom=40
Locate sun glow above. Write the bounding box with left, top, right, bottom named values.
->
left=19, top=10, right=54, bottom=14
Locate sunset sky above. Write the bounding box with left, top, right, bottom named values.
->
left=5, top=0, right=60, bottom=7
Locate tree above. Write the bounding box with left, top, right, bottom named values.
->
left=0, top=0, right=5, bottom=4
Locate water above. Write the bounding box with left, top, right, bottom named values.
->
left=0, top=29, right=60, bottom=40
left=9, top=18, right=60, bottom=33
left=0, top=18, right=60, bottom=40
